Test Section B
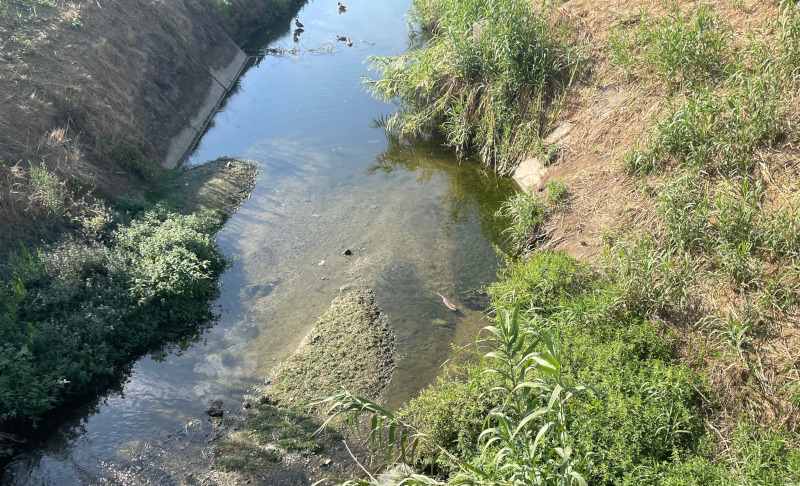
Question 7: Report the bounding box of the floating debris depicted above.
[360,40,375,46]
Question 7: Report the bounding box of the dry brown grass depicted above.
[0,0,244,237]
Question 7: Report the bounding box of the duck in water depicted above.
[336,35,347,41]
[294,18,304,28]
[337,2,346,12]
[346,37,353,47]
[437,293,458,311]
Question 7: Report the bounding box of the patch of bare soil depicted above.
[173,157,259,219]
[199,286,396,486]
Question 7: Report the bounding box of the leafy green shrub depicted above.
[0,200,226,428]
[491,250,592,315]
[397,362,502,473]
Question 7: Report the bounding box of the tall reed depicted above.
[365,0,581,174]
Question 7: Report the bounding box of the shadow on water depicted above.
[369,129,518,248]
[361,128,518,407]
[0,311,215,471]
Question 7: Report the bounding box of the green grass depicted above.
[608,5,730,88]
[316,251,720,485]
[365,0,581,173]
[546,178,568,209]
[372,250,800,485]
[496,191,547,254]
[623,75,782,177]
[358,6,800,482]
[598,6,800,483]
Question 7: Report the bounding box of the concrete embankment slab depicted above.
[163,47,248,169]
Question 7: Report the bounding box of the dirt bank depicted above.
[0,0,299,234]
[201,286,396,486]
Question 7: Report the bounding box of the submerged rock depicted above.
[205,400,224,418]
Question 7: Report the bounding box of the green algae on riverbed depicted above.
[266,286,396,405]
[172,157,259,219]
[210,286,395,484]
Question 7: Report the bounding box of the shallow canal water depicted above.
[3,0,518,483]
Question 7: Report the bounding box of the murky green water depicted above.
[3,0,517,483]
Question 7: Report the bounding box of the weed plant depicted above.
[608,5,730,88]
[0,191,227,442]
[598,4,800,481]
[365,0,581,174]
[546,178,568,210]
[365,4,800,485]
[497,191,547,254]
[315,302,595,485]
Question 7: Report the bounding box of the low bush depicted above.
[0,200,226,430]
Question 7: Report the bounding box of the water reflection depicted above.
[369,129,516,248]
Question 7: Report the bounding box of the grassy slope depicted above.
[339,0,800,484]
[0,0,300,235]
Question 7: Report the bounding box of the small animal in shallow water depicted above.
[346,38,353,47]
[294,18,304,28]
[437,293,457,311]
[337,2,346,12]
[336,35,347,41]
[360,40,375,46]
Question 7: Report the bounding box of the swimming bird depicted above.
[346,37,353,47]
[437,293,457,311]
[294,18,304,28]
[336,35,347,41]
[337,2,346,12]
